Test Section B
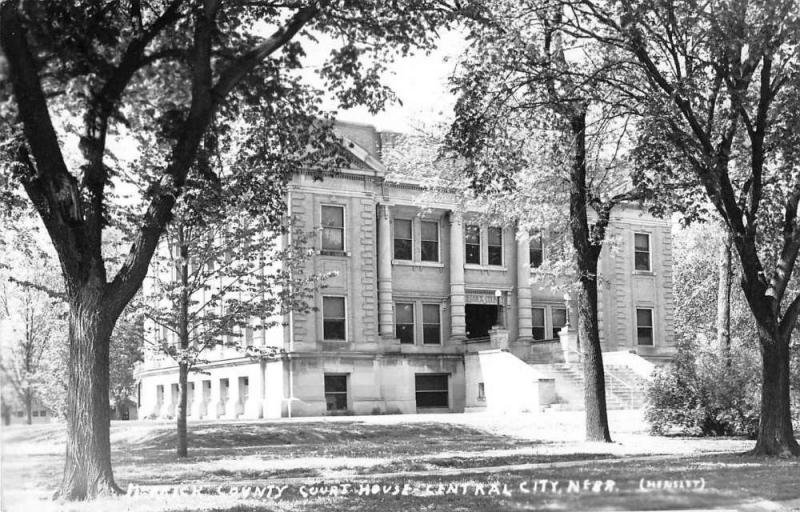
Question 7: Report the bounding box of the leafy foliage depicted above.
[139,222,326,368]
[672,222,758,345]
[649,222,800,437]
[646,339,762,437]
[0,215,66,421]
[109,309,144,416]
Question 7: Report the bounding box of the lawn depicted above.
[2,410,799,511]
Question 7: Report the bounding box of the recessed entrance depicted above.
[465,304,498,339]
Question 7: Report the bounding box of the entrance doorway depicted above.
[465,304,498,339]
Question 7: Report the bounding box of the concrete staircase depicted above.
[530,361,650,410]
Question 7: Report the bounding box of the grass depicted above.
[2,410,799,511]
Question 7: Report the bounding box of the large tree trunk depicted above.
[578,264,612,442]
[752,330,799,456]
[568,109,612,443]
[59,293,121,499]
[716,231,733,357]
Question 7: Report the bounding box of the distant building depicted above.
[135,122,675,419]
[2,399,53,426]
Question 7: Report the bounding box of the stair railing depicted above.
[605,371,636,409]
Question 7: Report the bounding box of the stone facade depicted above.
[135,121,675,419]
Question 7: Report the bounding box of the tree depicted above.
[139,209,325,457]
[0,218,66,424]
[672,222,758,350]
[0,0,455,498]
[108,309,144,420]
[0,275,64,424]
[717,231,734,357]
[444,0,644,442]
[567,0,800,455]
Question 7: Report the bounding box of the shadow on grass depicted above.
[153,453,800,512]
[116,421,543,454]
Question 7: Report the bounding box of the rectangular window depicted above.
[322,296,346,340]
[415,374,449,408]
[478,382,486,401]
[422,304,441,344]
[420,221,439,262]
[321,205,345,252]
[324,374,348,411]
[634,233,651,271]
[488,227,503,265]
[32,410,39,417]
[532,307,546,340]
[394,219,413,260]
[40,410,47,417]
[530,234,543,268]
[552,307,568,335]
[637,308,654,345]
[465,224,481,264]
[396,302,414,344]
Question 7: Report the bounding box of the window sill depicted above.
[633,270,656,276]
[319,250,350,257]
[392,260,445,268]
[464,264,508,272]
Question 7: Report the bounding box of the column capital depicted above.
[448,210,463,225]
[378,203,392,219]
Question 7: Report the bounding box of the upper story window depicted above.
[420,221,439,262]
[322,296,346,341]
[488,227,503,266]
[465,224,481,264]
[321,205,345,252]
[392,217,440,263]
[636,308,654,345]
[530,234,543,268]
[634,233,651,271]
[422,304,441,344]
[396,302,414,344]
[394,219,413,260]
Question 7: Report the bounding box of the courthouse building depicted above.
[135,122,675,419]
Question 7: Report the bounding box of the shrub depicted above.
[645,339,761,437]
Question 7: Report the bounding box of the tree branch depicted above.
[0,3,87,287]
[211,0,324,100]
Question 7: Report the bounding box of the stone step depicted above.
[536,362,649,411]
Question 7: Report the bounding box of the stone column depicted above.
[449,211,467,340]
[516,231,533,342]
[209,378,222,419]
[191,380,207,419]
[377,204,394,339]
